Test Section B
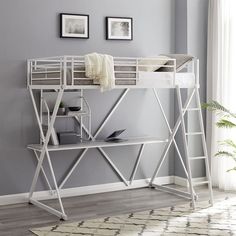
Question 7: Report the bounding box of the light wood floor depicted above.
[0,186,234,236]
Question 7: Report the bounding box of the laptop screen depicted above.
[106,129,126,140]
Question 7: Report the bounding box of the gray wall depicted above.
[174,0,209,178]
[0,0,209,196]
[0,0,176,195]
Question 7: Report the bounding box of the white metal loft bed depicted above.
[27,55,213,220]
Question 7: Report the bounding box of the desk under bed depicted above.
[27,55,213,220]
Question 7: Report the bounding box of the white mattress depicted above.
[136,72,195,88]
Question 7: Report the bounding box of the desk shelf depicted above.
[56,112,89,118]
[43,111,89,117]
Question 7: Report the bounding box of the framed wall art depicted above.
[60,13,89,39]
[106,17,133,40]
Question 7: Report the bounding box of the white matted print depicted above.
[106,17,133,40]
[60,13,89,38]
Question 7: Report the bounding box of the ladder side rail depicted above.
[195,87,214,205]
[176,86,196,209]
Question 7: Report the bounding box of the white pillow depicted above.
[138,56,170,72]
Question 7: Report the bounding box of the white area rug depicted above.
[31,197,236,236]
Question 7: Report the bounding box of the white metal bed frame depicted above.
[27,55,213,220]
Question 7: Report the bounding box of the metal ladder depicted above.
[176,85,213,208]
[149,84,213,209]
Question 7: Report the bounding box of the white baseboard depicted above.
[0,176,173,206]
[174,176,207,187]
[0,175,206,206]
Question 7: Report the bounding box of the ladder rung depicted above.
[186,132,203,136]
[193,181,209,186]
[189,156,206,161]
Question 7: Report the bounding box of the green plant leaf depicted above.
[202,101,229,112]
[215,151,236,164]
[203,100,236,173]
[202,100,236,118]
[215,151,234,158]
[216,119,236,128]
[227,167,236,172]
[220,139,236,149]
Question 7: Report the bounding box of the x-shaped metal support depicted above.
[28,88,151,220]
[58,89,130,189]
[28,88,67,219]
[28,86,201,219]
[149,87,197,205]
[152,88,197,188]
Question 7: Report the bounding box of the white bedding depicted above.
[137,72,195,88]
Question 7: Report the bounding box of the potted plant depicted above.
[58,101,66,115]
[203,101,236,172]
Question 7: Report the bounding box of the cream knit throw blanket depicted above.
[85,53,115,92]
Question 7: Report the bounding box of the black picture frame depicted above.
[106,17,133,41]
[60,13,89,39]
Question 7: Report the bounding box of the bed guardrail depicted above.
[27,56,180,88]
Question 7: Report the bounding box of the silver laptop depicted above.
[105,129,127,142]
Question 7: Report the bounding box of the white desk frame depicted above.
[27,57,213,220]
